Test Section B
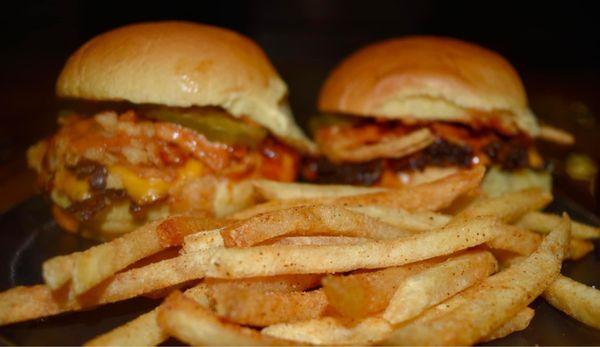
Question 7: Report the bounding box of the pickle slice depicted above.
[308,113,355,135]
[146,108,267,147]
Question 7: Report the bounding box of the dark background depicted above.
[0,0,599,210]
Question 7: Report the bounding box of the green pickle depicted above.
[308,113,355,135]
[146,108,267,147]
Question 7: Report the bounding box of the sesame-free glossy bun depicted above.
[57,21,315,152]
[318,36,539,135]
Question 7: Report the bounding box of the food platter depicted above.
[0,195,598,346]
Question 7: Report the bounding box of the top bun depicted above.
[318,36,539,135]
[57,21,315,152]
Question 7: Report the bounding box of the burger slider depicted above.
[27,21,314,239]
[303,36,573,194]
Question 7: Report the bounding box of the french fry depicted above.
[538,124,575,145]
[486,225,542,256]
[221,205,413,248]
[204,274,322,294]
[206,216,500,279]
[157,291,290,346]
[253,180,386,200]
[481,307,535,342]
[568,239,595,260]
[182,229,225,253]
[42,255,75,290]
[85,309,166,346]
[232,166,485,219]
[381,214,569,345]
[517,211,600,239]
[85,284,211,346]
[208,287,328,327]
[0,250,215,325]
[544,275,600,329]
[382,250,497,324]
[487,228,592,260]
[43,214,221,294]
[348,206,450,232]
[262,316,392,345]
[85,274,321,346]
[322,261,437,318]
[272,236,369,246]
[455,188,552,223]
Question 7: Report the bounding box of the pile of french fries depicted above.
[1,166,599,345]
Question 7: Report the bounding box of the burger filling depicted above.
[302,114,545,187]
[28,107,299,236]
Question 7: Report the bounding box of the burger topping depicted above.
[29,109,299,224]
[145,107,268,148]
[304,116,541,187]
[318,126,435,163]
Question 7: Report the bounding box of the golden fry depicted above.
[322,261,436,318]
[206,216,500,279]
[383,250,497,324]
[518,211,600,239]
[43,214,220,294]
[482,307,535,342]
[221,205,412,248]
[157,291,290,346]
[253,180,386,200]
[544,275,600,330]
[382,214,569,345]
[232,166,485,219]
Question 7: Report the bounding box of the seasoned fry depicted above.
[322,261,437,318]
[272,236,369,246]
[481,307,535,342]
[544,275,600,329]
[568,239,595,260]
[348,206,450,232]
[253,180,386,200]
[383,250,497,324]
[517,211,600,239]
[0,251,215,325]
[85,284,211,346]
[486,228,592,260]
[538,124,575,145]
[85,309,166,346]
[568,238,595,260]
[382,214,569,345]
[456,188,552,223]
[204,275,322,294]
[323,127,435,163]
[206,216,500,279]
[43,214,220,294]
[157,291,290,346]
[209,287,328,327]
[232,166,485,219]
[221,205,412,248]
[486,225,542,256]
[42,255,75,290]
[262,317,392,345]
[85,274,321,346]
[182,229,225,253]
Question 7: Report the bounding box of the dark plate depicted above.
[0,196,599,345]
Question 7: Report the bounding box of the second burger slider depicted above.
[304,36,572,194]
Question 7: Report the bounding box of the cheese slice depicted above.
[109,160,206,204]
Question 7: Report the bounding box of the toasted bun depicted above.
[57,21,315,152]
[318,36,539,135]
